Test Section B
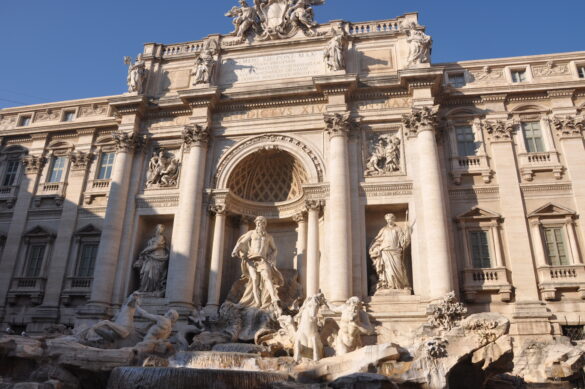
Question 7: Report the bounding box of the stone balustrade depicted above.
[162,41,205,58]
[7,277,47,305]
[537,264,585,301]
[462,267,512,302]
[450,155,491,184]
[518,151,563,181]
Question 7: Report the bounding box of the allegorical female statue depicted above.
[324,32,346,71]
[369,213,412,294]
[231,216,284,312]
[134,224,169,296]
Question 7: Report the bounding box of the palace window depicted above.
[543,226,569,266]
[18,115,31,127]
[521,121,545,153]
[511,69,527,83]
[24,244,46,277]
[455,125,477,156]
[62,111,76,122]
[75,243,98,277]
[469,230,492,268]
[578,65,585,79]
[97,152,115,180]
[448,72,466,88]
[48,156,67,183]
[2,160,20,186]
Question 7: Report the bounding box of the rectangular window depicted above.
[511,69,527,83]
[578,66,585,79]
[448,73,466,88]
[62,111,76,122]
[544,227,569,266]
[455,125,477,156]
[76,243,98,277]
[24,244,45,277]
[48,156,67,183]
[97,152,115,180]
[522,122,545,153]
[2,160,20,186]
[18,116,31,127]
[470,230,492,268]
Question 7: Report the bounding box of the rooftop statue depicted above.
[124,54,147,94]
[324,30,347,72]
[232,216,284,313]
[402,22,432,67]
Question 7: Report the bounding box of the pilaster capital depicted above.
[68,150,93,171]
[21,154,47,175]
[305,199,324,212]
[209,204,227,216]
[112,131,148,153]
[402,105,439,137]
[552,116,584,139]
[482,119,516,142]
[293,211,307,224]
[182,124,210,148]
[324,112,353,139]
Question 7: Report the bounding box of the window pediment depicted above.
[528,203,576,219]
[75,224,101,237]
[457,207,501,222]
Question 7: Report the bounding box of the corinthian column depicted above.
[305,200,322,297]
[205,204,227,311]
[403,106,453,299]
[89,130,146,310]
[166,125,209,310]
[324,112,352,302]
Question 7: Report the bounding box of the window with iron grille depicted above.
[455,125,477,156]
[24,244,46,277]
[2,160,20,186]
[562,325,585,341]
[543,226,569,266]
[470,230,492,268]
[521,121,545,153]
[97,152,115,180]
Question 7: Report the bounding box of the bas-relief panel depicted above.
[219,50,326,85]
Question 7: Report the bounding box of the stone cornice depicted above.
[108,95,148,116]
[314,74,359,96]
[178,87,220,109]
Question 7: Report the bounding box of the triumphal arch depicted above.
[2,2,585,386]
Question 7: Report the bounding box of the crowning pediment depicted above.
[457,207,501,221]
[24,226,54,238]
[75,224,101,236]
[528,203,576,218]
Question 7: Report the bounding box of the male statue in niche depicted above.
[369,213,413,294]
[232,216,284,312]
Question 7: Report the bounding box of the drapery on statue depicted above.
[327,296,375,355]
[324,30,346,71]
[226,0,259,42]
[402,22,432,67]
[232,216,284,312]
[134,224,169,296]
[364,135,401,176]
[369,213,412,293]
[124,54,147,94]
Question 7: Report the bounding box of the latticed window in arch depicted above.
[227,150,308,203]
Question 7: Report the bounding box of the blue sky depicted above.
[0,0,584,109]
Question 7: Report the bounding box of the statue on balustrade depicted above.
[364,134,401,176]
[369,213,412,294]
[124,54,147,94]
[231,216,284,312]
[146,150,179,188]
[324,30,346,72]
[402,22,432,67]
[134,224,169,297]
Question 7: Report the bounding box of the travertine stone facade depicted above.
[0,11,584,341]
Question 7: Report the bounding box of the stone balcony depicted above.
[537,264,585,301]
[60,277,93,306]
[518,151,563,181]
[7,277,46,305]
[83,179,111,205]
[0,185,19,208]
[450,155,492,184]
[461,267,513,303]
[34,182,67,207]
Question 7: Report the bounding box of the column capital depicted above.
[68,150,93,171]
[293,211,307,224]
[552,116,584,139]
[482,119,516,142]
[324,112,353,139]
[112,131,148,153]
[182,124,210,148]
[21,154,46,175]
[402,105,439,137]
[305,199,324,211]
[209,204,227,215]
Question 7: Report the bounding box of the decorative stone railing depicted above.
[0,185,19,208]
[461,267,512,302]
[83,179,111,205]
[537,264,585,301]
[518,151,563,181]
[450,155,491,184]
[161,41,205,58]
[60,277,93,305]
[39,181,67,197]
[348,19,401,35]
[7,277,46,305]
